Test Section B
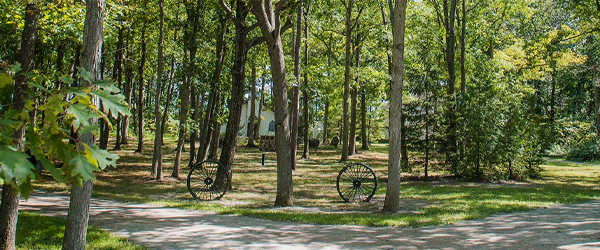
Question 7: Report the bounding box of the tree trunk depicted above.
[460,0,466,95]
[349,88,357,155]
[197,15,227,162]
[63,1,105,248]
[161,56,176,145]
[113,27,124,150]
[218,3,250,189]
[173,0,202,177]
[251,0,294,206]
[208,121,222,159]
[120,31,134,146]
[443,0,458,173]
[341,1,353,162]
[152,0,165,180]
[254,72,266,139]
[135,22,147,153]
[0,4,39,250]
[301,7,310,160]
[290,5,303,169]
[400,109,408,167]
[323,98,329,144]
[360,89,369,150]
[189,90,199,164]
[247,65,257,147]
[594,70,599,134]
[382,0,406,213]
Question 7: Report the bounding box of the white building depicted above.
[220,100,276,137]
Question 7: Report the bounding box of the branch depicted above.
[248,20,293,48]
[219,0,242,27]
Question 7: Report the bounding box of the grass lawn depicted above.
[16,211,144,250]
[33,138,600,227]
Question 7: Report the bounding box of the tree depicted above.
[290,4,302,169]
[151,0,165,180]
[251,0,295,206]
[134,21,147,154]
[382,0,407,213]
[63,0,106,248]
[0,3,39,250]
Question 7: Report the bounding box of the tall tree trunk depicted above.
[208,120,222,159]
[173,0,202,177]
[460,0,466,95]
[135,22,148,153]
[218,2,251,189]
[594,69,599,134]
[254,72,266,138]
[247,65,257,147]
[360,89,369,150]
[301,6,310,160]
[161,56,176,145]
[113,27,124,150]
[71,44,81,83]
[251,0,294,206]
[121,33,134,145]
[0,4,39,250]
[63,1,105,249]
[443,0,458,173]
[152,0,165,180]
[189,90,198,164]
[290,5,302,169]
[341,1,353,162]
[382,0,406,213]
[197,15,227,162]
[323,98,329,144]
[349,88,357,155]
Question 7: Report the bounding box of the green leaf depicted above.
[92,89,131,118]
[60,75,74,85]
[92,79,120,93]
[69,153,98,180]
[76,67,93,83]
[0,145,36,192]
[67,103,100,128]
[79,124,100,136]
[9,63,21,74]
[0,73,12,87]
[26,82,50,93]
[66,87,91,97]
[86,145,119,170]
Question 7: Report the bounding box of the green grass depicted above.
[33,139,600,227]
[16,212,144,250]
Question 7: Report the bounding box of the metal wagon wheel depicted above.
[187,160,230,200]
[336,163,378,202]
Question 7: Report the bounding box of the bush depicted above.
[566,138,600,162]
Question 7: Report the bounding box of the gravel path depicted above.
[20,191,600,250]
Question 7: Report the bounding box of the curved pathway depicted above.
[20,192,600,249]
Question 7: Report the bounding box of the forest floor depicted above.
[20,191,600,249]
[32,138,600,227]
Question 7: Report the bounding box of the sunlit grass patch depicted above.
[16,212,144,250]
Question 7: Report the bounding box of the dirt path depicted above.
[21,191,600,250]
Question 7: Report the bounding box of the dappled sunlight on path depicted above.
[21,191,600,249]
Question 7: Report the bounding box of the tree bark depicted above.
[161,56,176,145]
[113,27,124,150]
[152,0,165,180]
[208,119,222,159]
[360,89,369,150]
[349,88,357,155]
[0,4,39,250]
[197,15,227,162]
[63,1,105,248]
[121,33,134,145]
[173,0,202,177]
[443,0,458,173]
[219,1,251,189]
[254,72,266,139]
[251,0,294,206]
[135,22,147,153]
[382,0,406,213]
[460,0,466,95]
[247,65,257,147]
[290,5,302,169]
[301,6,310,160]
[323,98,329,144]
[341,1,353,162]
[189,90,198,164]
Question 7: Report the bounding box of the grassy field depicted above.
[16,212,144,250]
[33,138,600,227]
